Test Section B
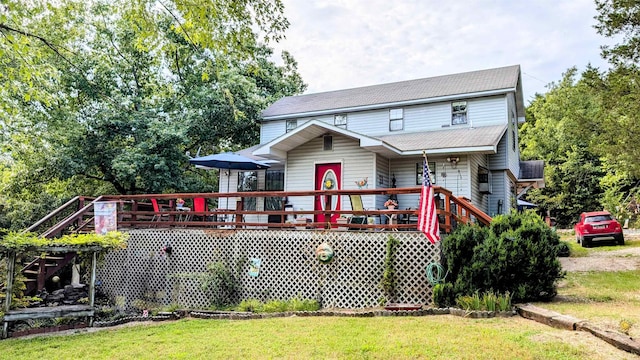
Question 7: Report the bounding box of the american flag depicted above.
[417,158,440,243]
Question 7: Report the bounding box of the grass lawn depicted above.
[536,234,640,339]
[0,316,624,359]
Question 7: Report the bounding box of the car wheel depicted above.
[581,236,591,248]
[576,234,580,244]
[616,234,625,246]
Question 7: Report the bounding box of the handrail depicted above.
[41,196,104,239]
[24,196,82,233]
[28,187,492,235]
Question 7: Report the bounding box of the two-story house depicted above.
[222,65,534,223]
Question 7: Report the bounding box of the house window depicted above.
[451,101,467,125]
[286,119,297,133]
[389,108,403,131]
[264,169,285,211]
[323,135,333,150]
[334,114,347,129]
[416,162,436,185]
[237,171,258,210]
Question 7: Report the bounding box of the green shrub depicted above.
[237,299,263,312]
[440,211,564,304]
[262,300,289,313]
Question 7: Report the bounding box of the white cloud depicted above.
[272,0,612,104]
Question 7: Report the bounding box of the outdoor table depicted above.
[176,207,191,222]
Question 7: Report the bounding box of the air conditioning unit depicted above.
[479,182,492,194]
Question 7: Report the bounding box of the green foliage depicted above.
[0,231,128,252]
[0,0,306,230]
[455,291,512,312]
[200,261,239,308]
[380,235,400,301]
[236,297,320,313]
[440,212,565,305]
[237,299,264,312]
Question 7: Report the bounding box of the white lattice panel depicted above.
[97,229,440,309]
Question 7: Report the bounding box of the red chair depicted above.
[151,199,168,222]
[193,197,208,221]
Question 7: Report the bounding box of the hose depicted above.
[426,262,447,285]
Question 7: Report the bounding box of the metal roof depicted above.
[261,65,523,119]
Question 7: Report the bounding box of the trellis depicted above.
[97,229,441,309]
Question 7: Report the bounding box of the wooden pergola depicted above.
[1,245,101,339]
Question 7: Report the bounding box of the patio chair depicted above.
[348,194,368,227]
[193,197,208,221]
[151,199,168,222]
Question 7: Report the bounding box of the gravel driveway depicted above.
[559,241,640,272]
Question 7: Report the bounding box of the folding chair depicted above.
[348,195,368,227]
[151,199,168,222]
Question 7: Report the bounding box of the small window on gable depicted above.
[286,119,297,133]
[323,135,333,150]
[389,108,403,131]
[452,101,467,125]
[334,114,347,129]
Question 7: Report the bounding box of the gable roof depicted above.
[262,65,523,120]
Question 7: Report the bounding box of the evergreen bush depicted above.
[439,211,564,306]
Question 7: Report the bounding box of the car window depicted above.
[585,215,612,223]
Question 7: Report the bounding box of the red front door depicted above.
[315,163,341,224]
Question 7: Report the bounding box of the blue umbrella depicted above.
[188,152,271,170]
[189,152,271,209]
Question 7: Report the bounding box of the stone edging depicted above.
[517,304,640,356]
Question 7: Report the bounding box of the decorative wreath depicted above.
[324,179,334,189]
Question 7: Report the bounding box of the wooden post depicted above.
[37,255,46,292]
[3,251,16,338]
[235,198,244,227]
[88,251,97,327]
[324,195,332,229]
[444,193,452,233]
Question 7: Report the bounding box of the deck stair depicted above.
[21,253,77,296]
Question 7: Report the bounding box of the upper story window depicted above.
[389,108,404,131]
[334,114,347,129]
[323,135,333,150]
[451,101,467,125]
[286,119,297,133]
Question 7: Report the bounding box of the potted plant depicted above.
[176,198,185,208]
[384,199,398,210]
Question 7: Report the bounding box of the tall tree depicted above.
[520,68,605,226]
[0,0,305,229]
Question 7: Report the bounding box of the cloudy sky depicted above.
[272,0,613,105]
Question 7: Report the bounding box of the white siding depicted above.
[488,134,508,170]
[469,153,489,214]
[487,171,508,216]
[468,96,507,127]
[388,156,470,209]
[259,95,511,141]
[506,93,521,178]
[260,120,286,144]
[286,134,375,212]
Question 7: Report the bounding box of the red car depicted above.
[574,211,624,247]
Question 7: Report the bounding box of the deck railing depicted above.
[27,187,492,238]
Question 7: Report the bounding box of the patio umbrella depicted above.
[189,152,271,208]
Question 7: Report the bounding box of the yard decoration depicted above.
[315,243,334,263]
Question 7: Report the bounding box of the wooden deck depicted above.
[25,187,492,238]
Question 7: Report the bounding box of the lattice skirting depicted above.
[97,229,441,309]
